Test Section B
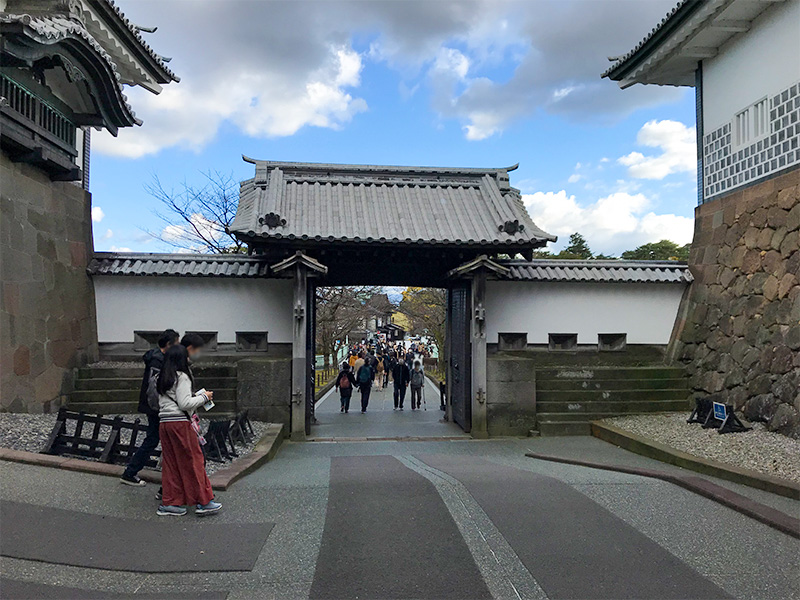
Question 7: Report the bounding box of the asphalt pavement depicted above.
[1,431,798,599]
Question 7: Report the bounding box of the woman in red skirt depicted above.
[156,344,221,517]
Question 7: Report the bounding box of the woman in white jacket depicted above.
[155,344,221,516]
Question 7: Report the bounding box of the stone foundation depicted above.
[0,154,98,413]
[674,169,800,437]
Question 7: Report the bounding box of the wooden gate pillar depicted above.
[271,252,328,441]
[471,269,488,438]
[448,255,510,438]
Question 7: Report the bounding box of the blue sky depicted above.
[90,0,697,257]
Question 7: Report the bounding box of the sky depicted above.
[90,0,698,257]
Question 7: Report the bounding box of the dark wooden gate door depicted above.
[448,282,472,432]
[305,279,316,435]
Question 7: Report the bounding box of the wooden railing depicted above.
[1,74,77,149]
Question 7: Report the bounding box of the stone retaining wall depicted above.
[0,155,98,413]
[674,170,800,437]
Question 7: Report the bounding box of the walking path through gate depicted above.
[310,376,467,440]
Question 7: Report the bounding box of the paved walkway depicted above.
[311,376,467,439]
[1,436,798,599]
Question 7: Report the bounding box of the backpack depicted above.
[411,369,424,387]
[146,367,161,412]
[376,358,384,372]
[358,366,372,384]
[338,373,351,389]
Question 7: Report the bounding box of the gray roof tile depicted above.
[499,259,693,284]
[88,253,269,278]
[231,159,556,248]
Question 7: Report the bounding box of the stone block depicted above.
[787,203,800,232]
[767,207,788,229]
[13,345,30,376]
[779,231,799,257]
[766,403,800,438]
[741,249,762,273]
[776,186,798,210]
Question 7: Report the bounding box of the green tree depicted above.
[557,232,593,259]
[621,240,690,261]
[398,287,446,356]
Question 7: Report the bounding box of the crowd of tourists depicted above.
[119,329,222,518]
[334,339,430,413]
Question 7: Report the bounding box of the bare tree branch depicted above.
[143,171,245,254]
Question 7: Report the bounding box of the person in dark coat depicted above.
[335,362,357,413]
[392,358,411,410]
[120,329,179,486]
[356,360,375,413]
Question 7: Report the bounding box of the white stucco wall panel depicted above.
[485,281,685,345]
[94,277,293,343]
[703,0,800,131]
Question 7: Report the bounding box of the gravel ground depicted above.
[602,412,800,484]
[0,412,269,475]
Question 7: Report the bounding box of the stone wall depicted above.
[237,358,292,426]
[0,154,98,413]
[674,169,800,437]
[486,355,537,436]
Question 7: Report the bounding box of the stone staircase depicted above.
[535,366,690,436]
[69,363,238,416]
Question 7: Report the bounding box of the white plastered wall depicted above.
[485,281,686,345]
[93,276,293,343]
[703,0,800,131]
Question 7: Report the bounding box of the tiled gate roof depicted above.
[230,158,556,250]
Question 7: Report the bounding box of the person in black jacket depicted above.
[392,358,411,410]
[120,329,179,486]
[335,362,357,413]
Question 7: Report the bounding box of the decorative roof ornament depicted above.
[259,212,286,228]
[499,220,525,234]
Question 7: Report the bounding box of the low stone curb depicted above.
[0,423,285,491]
[525,451,800,539]
[591,421,800,500]
[208,423,284,490]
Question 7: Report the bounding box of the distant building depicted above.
[604,0,800,436]
[0,0,177,411]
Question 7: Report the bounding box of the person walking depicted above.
[335,362,356,413]
[353,351,365,377]
[410,360,425,410]
[356,360,374,413]
[120,329,179,487]
[375,353,385,391]
[392,357,410,410]
[156,345,221,517]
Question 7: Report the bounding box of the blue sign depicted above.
[713,402,727,421]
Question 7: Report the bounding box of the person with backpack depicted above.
[356,360,374,413]
[156,344,221,517]
[120,329,179,487]
[335,362,356,413]
[410,360,425,410]
[391,357,411,410]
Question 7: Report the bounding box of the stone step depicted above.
[65,401,238,416]
[536,399,689,414]
[535,367,685,381]
[74,377,238,391]
[537,421,592,436]
[536,410,683,423]
[536,389,690,403]
[78,365,237,379]
[70,388,236,404]
[536,377,688,392]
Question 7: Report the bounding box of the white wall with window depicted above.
[484,281,686,346]
[93,276,294,344]
[701,0,800,200]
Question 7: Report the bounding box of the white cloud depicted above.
[90,0,685,156]
[91,206,105,222]
[110,245,132,252]
[523,189,693,254]
[618,119,696,179]
[95,45,367,158]
[103,229,113,240]
[160,213,224,251]
[567,173,582,183]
